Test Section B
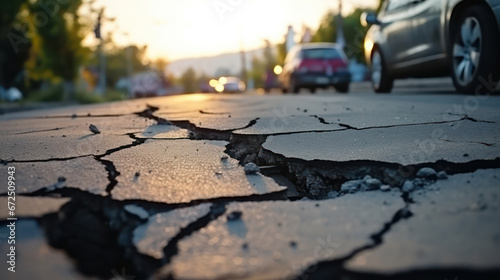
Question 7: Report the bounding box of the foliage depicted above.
[312,8,370,63]
[179,67,197,93]
[276,40,287,65]
[105,45,148,88]
[249,56,265,89]
[27,0,89,82]
[75,89,126,104]
[25,83,64,102]
[0,0,30,87]
[0,0,28,38]
[26,83,126,103]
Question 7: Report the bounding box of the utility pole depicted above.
[124,32,134,98]
[336,0,345,48]
[240,41,247,84]
[95,8,106,95]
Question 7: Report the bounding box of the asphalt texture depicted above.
[1,79,499,280]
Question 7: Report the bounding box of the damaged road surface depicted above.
[0,93,499,280]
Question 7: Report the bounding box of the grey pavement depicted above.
[0,84,499,280]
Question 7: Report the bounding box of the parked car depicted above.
[279,43,351,93]
[362,0,500,93]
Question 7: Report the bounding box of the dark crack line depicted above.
[199,110,231,115]
[162,203,227,266]
[449,114,499,124]
[10,127,68,135]
[95,133,147,195]
[97,158,121,194]
[6,155,92,164]
[4,133,146,165]
[122,190,288,212]
[16,114,132,120]
[312,115,333,125]
[294,205,413,280]
[136,106,173,125]
[336,118,470,131]
[311,114,492,132]
[132,136,190,141]
[440,138,495,147]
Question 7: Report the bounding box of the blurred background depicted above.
[0,0,382,107]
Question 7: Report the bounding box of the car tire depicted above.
[450,5,500,93]
[309,87,317,94]
[335,84,350,93]
[371,49,393,93]
[282,88,288,94]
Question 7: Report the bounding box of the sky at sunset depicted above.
[86,0,377,61]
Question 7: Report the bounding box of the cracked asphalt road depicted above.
[0,91,499,280]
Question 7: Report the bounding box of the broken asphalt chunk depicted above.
[402,180,416,193]
[416,167,438,180]
[160,192,404,280]
[132,204,212,260]
[262,121,500,165]
[346,169,500,274]
[244,162,260,175]
[89,124,101,134]
[0,157,109,196]
[104,140,285,204]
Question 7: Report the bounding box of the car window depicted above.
[302,48,341,60]
[386,0,411,13]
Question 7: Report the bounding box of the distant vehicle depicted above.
[0,86,22,102]
[278,43,351,93]
[362,0,500,93]
[131,71,171,98]
[211,77,246,93]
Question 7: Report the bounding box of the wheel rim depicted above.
[371,51,382,89]
[453,17,482,86]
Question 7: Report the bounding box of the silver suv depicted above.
[362,0,500,93]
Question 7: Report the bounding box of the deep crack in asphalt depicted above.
[8,104,500,280]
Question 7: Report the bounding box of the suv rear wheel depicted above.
[451,5,500,93]
[371,49,394,93]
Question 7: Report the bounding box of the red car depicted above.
[279,43,351,93]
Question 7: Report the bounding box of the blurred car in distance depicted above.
[278,43,351,93]
[362,0,500,93]
[0,86,22,102]
[130,71,171,98]
[210,77,246,93]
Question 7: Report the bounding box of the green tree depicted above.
[312,12,337,43]
[179,67,197,93]
[249,56,264,89]
[105,45,148,88]
[312,8,370,63]
[343,8,370,63]
[276,39,287,65]
[0,0,30,88]
[28,0,89,99]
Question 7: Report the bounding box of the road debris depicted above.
[244,162,260,175]
[89,124,101,134]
